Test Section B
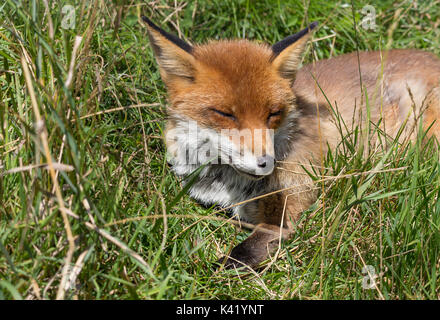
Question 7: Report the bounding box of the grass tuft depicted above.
[0,0,439,299]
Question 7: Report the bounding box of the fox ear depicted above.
[142,16,196,82]
[271,22,318,80]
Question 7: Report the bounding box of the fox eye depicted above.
[209,108,236,121]
[268,110,282,119]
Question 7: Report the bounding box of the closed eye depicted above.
[209,108,236,121]
[268,110,282,119]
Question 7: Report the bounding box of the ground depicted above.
[0,0,440,299]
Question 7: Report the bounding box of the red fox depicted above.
[142,16,440,269]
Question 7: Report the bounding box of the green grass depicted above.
[1,0,440,299]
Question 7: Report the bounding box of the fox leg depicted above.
[219,191,310,269]
[219,222,290,269]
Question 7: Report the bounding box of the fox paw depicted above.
[215,255,255,270]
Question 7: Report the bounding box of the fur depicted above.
[143,17,440,269]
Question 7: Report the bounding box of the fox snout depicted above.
[165,120,276,178]
[257,154,274,169]
[224,128,276,178]
[232,153,275,179]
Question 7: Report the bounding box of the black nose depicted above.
[257,155,274,168]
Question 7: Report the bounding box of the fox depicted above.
[141,16,440,269]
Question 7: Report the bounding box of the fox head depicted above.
[142,16,317,179]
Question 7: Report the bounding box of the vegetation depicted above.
[1,0,439,299]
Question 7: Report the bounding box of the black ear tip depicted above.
[141,15,194,54]
[271,21,318,56]
[141,16,161,32]
[309,21,319,30]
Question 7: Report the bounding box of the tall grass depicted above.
[0,0,439,299]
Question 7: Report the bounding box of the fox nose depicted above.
[257,154,274,168]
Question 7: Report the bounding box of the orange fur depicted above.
[143,17,440,269]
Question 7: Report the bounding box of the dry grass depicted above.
[0,0,440,299]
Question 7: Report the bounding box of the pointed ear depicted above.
[271,22,318,80]
[142,16,196,82]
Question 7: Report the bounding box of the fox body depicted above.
[143,17,440,268]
